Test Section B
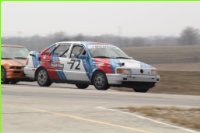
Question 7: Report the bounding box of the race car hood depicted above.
[2,59,26,67]
[92,58,154,74]
[117,59,152,69]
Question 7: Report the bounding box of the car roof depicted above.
[2,44,25,48]
[55,41,113,46]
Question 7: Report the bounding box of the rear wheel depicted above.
[75,84,89,89]
[1,67,8,84]
[36,68,52,87]
[92,71,109,90]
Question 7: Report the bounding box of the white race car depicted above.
[24,41,160,92]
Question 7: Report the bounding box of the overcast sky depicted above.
[2,2,200,37]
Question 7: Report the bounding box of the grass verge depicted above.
[122,45,200,64]
[151,71,200,95]
[119,106,200,131]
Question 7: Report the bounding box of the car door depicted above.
[47,43,70,81]
[64,44,90,82]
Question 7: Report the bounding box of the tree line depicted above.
[2,27,200,51]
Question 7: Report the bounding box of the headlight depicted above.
[116,68,132,75]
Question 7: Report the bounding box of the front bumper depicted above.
[106,73,160,85]
[6,69,26,79]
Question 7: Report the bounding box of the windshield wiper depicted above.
[115,57,131,59]
[93,56,111,58]
[15,57,27,59]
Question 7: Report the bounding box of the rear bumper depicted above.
[106,73,160,85]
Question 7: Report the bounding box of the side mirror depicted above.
[30,51,36,57]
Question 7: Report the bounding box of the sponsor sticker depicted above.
[51,63,64,69]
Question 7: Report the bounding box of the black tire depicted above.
[133,82,155,93]
[36,68,52,87]
[92,71,109,90]
[133,87,150,93]
[1,67,8,84]
[10,80,19,84]
[75,84,89,89]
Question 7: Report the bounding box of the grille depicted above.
[10,66,23,69]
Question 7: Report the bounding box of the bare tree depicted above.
[2,27,200,50]
[179,27,200,45]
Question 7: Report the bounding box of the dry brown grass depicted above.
[154,63,200,71]
[122,45,200,64]
[120,106,200,130]
[150,71,200,95]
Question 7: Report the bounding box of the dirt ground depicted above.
[119,106,200,131]
[151,71,200,95]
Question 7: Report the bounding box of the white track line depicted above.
[96,106,200,133]
[7,104,155,133]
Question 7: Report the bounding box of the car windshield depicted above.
[88,44,131,59]
[2,47,29,59]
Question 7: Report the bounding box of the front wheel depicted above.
[133,87,150,93]
[1,67,8,84]
[92,71,109,90]
[75,84,89,89]
[36,68,52,87]
[132,82,155,93]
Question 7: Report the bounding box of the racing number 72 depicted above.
[68,59,80,70]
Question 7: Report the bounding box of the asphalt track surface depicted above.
[2,82,200,133]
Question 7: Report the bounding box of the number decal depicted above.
[69,59,75,69]
[68,59,80,70]
[75,60,80,70]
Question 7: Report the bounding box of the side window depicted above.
[70,45,86,58]
[52,44,70,57]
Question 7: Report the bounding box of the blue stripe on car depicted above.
[56,70,62,80]
[81,42,97,80]
[56,70,63,80]
[109,59,121,73]
[32,52,40,68]
[60,71,67,80]
[56,70,66,80]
